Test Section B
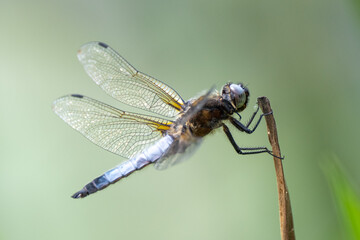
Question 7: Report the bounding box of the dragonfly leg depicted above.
[222,124,282,158]
[229,110,272,134]
[245,105,260,128]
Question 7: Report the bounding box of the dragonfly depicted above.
[52,42,277,199]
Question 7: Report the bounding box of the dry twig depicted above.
[257,96,295,240]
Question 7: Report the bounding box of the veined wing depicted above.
[77,42,185,118]
[52,94,173,159]
[154,138,203,170]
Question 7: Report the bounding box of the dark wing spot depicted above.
[98,42,108,48]
[71,94,83,98]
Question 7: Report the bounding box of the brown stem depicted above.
[257,96,295,240]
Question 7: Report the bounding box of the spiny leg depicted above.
[222,123,282,158]
[229,110,272,134]
[245,104,260,128]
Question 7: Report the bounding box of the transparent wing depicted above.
[154,138,203,170]
[77,42,185,118]
[52,94,173,159]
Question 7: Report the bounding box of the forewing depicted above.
[52,94,173,159]
[77,42,185,117]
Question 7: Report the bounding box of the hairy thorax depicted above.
[168,95,229,139]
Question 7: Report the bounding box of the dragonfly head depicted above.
[221,83,249,113]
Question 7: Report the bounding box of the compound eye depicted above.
[230,84,244,95]
[229,84,247,110]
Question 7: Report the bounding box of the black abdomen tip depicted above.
[71,94,83,98]
[98,42,108,48]
[71,189,89,199]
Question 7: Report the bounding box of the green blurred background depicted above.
[1,0,360,239]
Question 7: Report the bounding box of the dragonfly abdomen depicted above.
[71,135,174,199]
